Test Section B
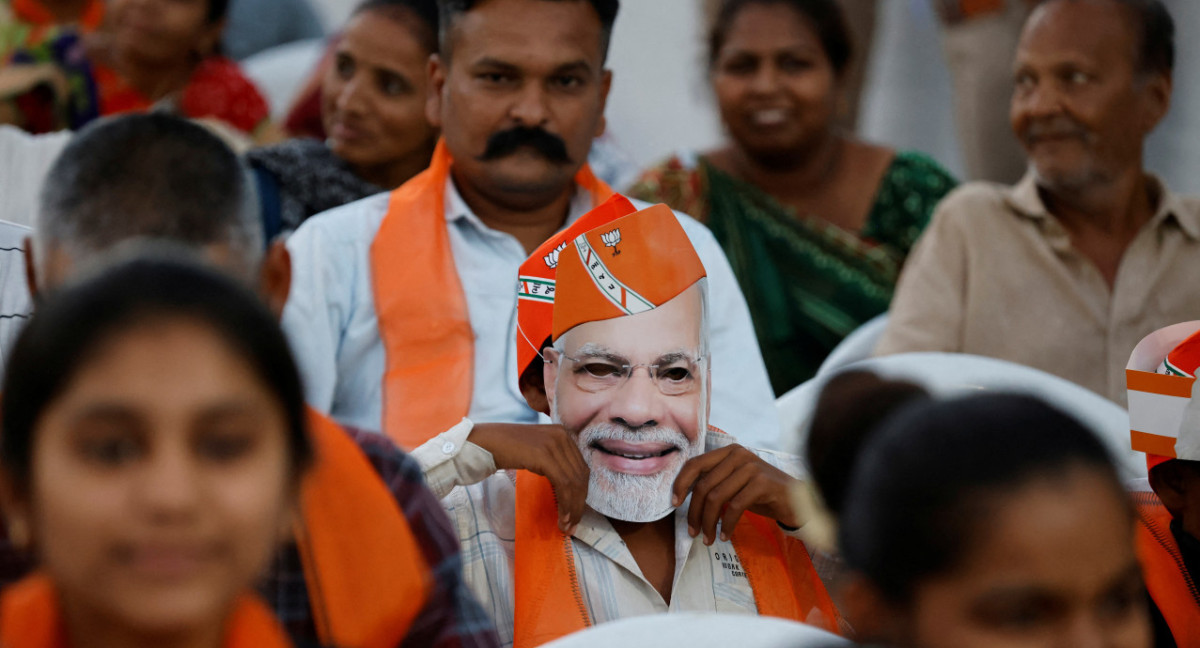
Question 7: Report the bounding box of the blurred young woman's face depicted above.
[108,0,222,65]
[901,467,1149,648]
[17,317,294,638]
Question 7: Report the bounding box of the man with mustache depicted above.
[410,200,839,647]
[876,0,1200,405]
[280,0,779,450]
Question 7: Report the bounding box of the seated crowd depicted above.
[0,0,1197,647]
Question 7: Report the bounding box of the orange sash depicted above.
[1134,491,1200,647]
[295,409,434,648]
[511,471,841,647]
[369,139,613,448]
[0,573,292,648]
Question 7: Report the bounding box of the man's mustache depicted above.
[478,126,572,164]
[1022,117,1092,144]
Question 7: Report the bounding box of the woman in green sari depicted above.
[629,0,956,395]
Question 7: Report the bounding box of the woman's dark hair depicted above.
[208,0,231,24]
[805,371,930,516]
[0,254,312,490]
[838,393,1125,604]
[708,0,852,76]
[355,0,440,53]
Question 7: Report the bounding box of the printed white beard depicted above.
[577,423,705,523]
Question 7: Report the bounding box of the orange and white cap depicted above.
[551,203,707,341]
[516,194,639,379]
[1127,321,1200,471]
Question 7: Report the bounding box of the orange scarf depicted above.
[1134,490,1200,647]
[296,409,434,648]
[369,140,614,448]
[0,573,291,648]
[511,471,841,647]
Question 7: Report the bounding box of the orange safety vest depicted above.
[0,573,293,648]
[511,471,841,647]
[369,139,614,449]
[1134,490,1200,647]
[296,409,434,648]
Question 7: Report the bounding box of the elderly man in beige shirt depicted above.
[876,0,1200,405]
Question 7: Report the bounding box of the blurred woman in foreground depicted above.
[0,257,311,646]
[838,393,1149,648]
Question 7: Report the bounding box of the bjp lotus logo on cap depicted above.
[601,228,622,256]
[544,242,568,269]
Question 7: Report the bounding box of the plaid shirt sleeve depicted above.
[259,426,501,648]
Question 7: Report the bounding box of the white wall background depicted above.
[604,0,725,170]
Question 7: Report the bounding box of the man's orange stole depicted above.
[511,472,841,647]
[1134,490,1200,647]
[370,140,614,448]
[0,573,293,648]
[295,410,434,648]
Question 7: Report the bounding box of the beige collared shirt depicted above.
[876,172,1200,405]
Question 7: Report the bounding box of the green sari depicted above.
[629,151,956,394]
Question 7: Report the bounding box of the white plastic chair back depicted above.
[817,313,889,377]
[541,613,850,648]
[776,352,1142,480]
[241,38,327,120]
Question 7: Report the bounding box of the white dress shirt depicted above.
[412,420,810,648]
[282,177,781,449]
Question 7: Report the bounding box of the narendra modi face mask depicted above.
[516,200,711,522]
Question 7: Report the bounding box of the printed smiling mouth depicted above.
[591,441,679,460]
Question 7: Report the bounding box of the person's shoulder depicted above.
[1168,190,1200,215]
[292,191,392,245]
[929,180,1014,220]
[889,151,960,189]
[185,56,270,132]
[246,137,326,166]
[0,125,71,157]
[342,425,426,488]
[635,152,699,178]
[627,196,718,246]
[195,55,259,84]
[626,152,705,212]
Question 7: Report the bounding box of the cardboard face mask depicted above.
[525,202,710,522]
[1127,321,1200,468]
[549,283,710,522]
